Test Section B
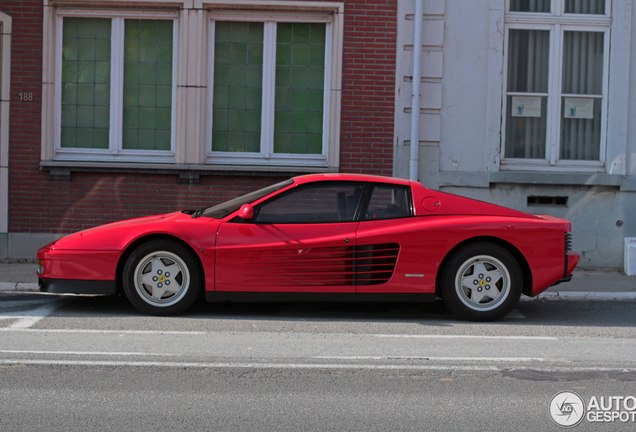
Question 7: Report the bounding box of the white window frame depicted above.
[53,9,179,163]
[206,12,333,167]
[501,0,611,172]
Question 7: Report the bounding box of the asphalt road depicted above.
[1,293,635,431]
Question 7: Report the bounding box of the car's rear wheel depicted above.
[122,240,202,315]
[440,242,522,321]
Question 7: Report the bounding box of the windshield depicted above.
[199,179,294,219]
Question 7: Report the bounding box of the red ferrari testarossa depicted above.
[38,173,579,321]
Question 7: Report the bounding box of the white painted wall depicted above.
[393,0,444,188]
[438,0,492,174]
[628,0,636,179]
[394,0,636,269]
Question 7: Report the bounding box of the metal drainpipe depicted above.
[409,0,424,181]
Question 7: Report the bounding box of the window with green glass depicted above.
[61,17,111,149]
[210,20,327,157]
[212,21,264,153]
[59,16,175,156]
[274,23,325,155]
[123,19,174,151]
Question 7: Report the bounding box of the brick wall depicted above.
[5,0,47,232]
[5,0,397,233]
[340,0,397,176]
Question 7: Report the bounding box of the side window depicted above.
[363,185,411,220]
[254,183,363,224]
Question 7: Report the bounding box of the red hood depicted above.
[49,211,191,251]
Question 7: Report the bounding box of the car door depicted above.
[355,184,424,293]
[215,182,364,293]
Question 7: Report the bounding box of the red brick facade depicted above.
[340,0,397,175]
[3,0,397,233]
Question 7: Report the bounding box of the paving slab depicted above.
[0,263,38,284]
[545,270,636,292]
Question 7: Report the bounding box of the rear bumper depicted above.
[39,278,117,295]
[565,253,580,278]
[550,253,580,287]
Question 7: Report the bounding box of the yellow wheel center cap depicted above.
[479,279,486,287]
[159,275,166,282]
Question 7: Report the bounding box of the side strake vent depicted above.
[355,243,400,285]
[565,233,573,253]
[245,243,400,286]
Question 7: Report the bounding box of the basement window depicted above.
[527,196,568,206]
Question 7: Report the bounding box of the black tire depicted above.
[122,239,202,316]
[439,242,522,321]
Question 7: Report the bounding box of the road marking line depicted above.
[0,328,562,340]
[0,350,163,356]
[1,359,635,373]
[0,328,559,339]
[3,298,70,330]
[374,335,559,340]
[0,328,208,334]
[0,352,545,362]
[313,356,548,362]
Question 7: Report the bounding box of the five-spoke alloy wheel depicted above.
[123,240,202,315]
[440,242,522,321]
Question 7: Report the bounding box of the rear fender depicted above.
[435,236,533,297]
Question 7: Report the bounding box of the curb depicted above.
[522,291,636,301]
[0,282,39,292]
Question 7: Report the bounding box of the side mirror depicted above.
[237,204,254,220]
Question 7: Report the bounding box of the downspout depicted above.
[409,0,424,181]
[0,14,12,239]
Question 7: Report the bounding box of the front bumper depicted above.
[39,278,117,295]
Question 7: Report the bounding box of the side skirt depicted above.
[205,292,436,303]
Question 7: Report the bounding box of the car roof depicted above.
[292,173,412,186]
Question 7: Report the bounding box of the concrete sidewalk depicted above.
[0,262,634,300]
[0,262,40,292]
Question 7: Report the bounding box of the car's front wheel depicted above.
[122,240,202,315]
[440,242,522,321]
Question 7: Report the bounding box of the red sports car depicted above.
[37,173,579,321]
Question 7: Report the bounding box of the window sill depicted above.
[489,171,623,187]
[39,160,338,184]
[438,171,626,189]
